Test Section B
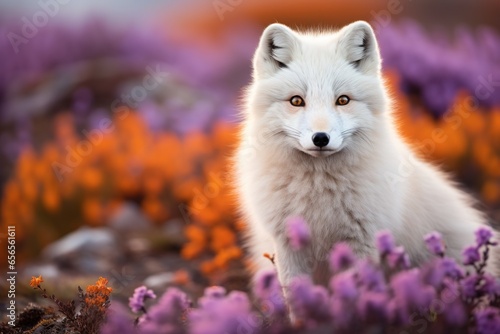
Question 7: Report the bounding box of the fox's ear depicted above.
[253,23,298,79]
[337,21,381,75]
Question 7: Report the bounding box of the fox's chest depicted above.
[261,168,375,244]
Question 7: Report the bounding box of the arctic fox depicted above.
[234,21,498,287]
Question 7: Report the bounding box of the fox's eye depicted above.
[290,95,305,107]
[336,95,350,106]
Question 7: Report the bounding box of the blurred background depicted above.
[1,0,500,310]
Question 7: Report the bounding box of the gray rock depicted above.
[23,264,60,281]
[109,202,152,231]
[143,272,175,289]
[42,227,119,273]
[162,219,185,244]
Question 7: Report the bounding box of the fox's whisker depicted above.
[283,126,301,135]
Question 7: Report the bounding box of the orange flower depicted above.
[29,275,43,288]
[115,172,140,195]
[490,108,500,148]
[482,182,500,204]
[200,260,217,275]
[95,277,112,291]
[82,198,102,226]
[157,134,183,179]
[184,131,212,159]
[172,177,202,201]
[212,122,239,150]
[263,253,275,265]
[181,241,205,260]
[16,148,36,180]
[462,109,486,137]
[173,269,190,285]
[191,206,220,226]
[472,137,492,169]
[81,167,103,191]
[185,224,205,240]
[21,178,38,203]
[143,171,164,196]
[85,277,112,308]
[213,246,242,268]
[142,196,168,223]
[54,113,78,146]
[42,187,60,212]
[210,226,236,252]
[485,157,500,178]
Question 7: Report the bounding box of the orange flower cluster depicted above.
[389,72,500,205]
[0,111,243,273]
[29,275,44,288]
[85,277,112,309]
[178,122,244,274]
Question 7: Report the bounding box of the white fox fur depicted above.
[234,21,498,287]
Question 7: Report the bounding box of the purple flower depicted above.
[390,269,436,321]
[443,299,467,327]
[189,290,256,334]
[329,271,359,329]
[101,303,136,334]
[387,246,411,270]
[330,296,355,330]
[474,307,500,334]
[140,288,190,334]
[129,286,157,313]
[440,280,466,326]
[480,274,499,297]
[253,270,287,318]
[329,242,356,272]
[462,246,481,265]
[197,286,227,309]
[423,257,464,288]
[286,217,310,250]
[357,259,387,292]
[253,270,277,299]
[422,261,445,287]
[357,291,389,322]
[441,257,465,279]
[376,231,395,255]
[476,227,496,247]
[424,231,445,256]
[289,276,331,324]
[461,274,480,299]
[203,286,227,299]
[330,271,358,300]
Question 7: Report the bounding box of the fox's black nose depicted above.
[312,132,330,148]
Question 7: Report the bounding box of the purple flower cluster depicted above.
[129,286,157,313]
[329,242,355,272]
[286,217,311,250]
[424,231,446,256]
[377,20,500,115]
[0,17,254,168]
[376,230,410,269]
[139,287,190,334]
[102,226,500,333]
[3,17,500,171]
[189,288,256,334]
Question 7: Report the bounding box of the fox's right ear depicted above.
[253,23,298,79]
[337,21,381,75]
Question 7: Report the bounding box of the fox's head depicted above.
[246,21,388,158]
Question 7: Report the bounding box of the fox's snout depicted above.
[312,132,330,148]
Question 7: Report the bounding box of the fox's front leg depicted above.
[274,240,313,295]
[273,240,314,323]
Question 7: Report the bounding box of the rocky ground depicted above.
[0,202,250,327]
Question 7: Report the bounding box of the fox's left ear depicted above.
[337,21,381,75]
[253,23,299,79]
